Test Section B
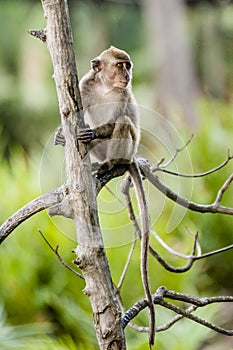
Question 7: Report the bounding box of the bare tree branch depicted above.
[153,149,233,178]
[148,238,197,273]
[95,156,233,215]
[122,286,233,335]
[151,228,201,259]
[214,173,233,205]
[0,187,64,244]
[122,304,198,333]
[158,298,233,336]
[121,174,201,273]
[38,229,84,280]
[28,29,47,42]
[137,156,233,215]
[156,305,198,332]
[193,243,233,260]
[154,134,194,169]
[151,228,233,262]
[128,162,156,347]
[120,175,233,271]
[117,232,137,291]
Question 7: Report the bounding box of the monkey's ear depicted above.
[91,57,102,72]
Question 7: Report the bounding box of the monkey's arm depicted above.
[77,123,115,142]
[54,123,115,146]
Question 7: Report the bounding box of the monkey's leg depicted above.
[96,117,136,177]
[106,116,136,164]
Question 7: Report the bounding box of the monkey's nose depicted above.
[123,70,130,81]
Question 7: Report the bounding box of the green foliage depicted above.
[0,303,91,350]
[0,152,97,348]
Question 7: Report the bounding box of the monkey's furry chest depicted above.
[84,102,126,128]
[82,84,129,128]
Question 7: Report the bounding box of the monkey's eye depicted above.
[116,62,132,70]
[116,62,124,68]
[126,62,131,70]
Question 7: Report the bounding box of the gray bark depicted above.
[40,1,126,349]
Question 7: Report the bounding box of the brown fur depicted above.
[78,46,140,168]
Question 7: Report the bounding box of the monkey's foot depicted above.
[96,161,114,177]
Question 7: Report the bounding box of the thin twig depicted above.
[151,227,233,264]
[122,304,198,333]
[122,178,198,273]
[28,29,47,42]
[156,305,198,332]
[193,243,233,260]
[151,229,200,260]
[152,149,233,178]
[102,182,140,289]
[159,299,233,335]
[101,181,139,292]
[185,226,202,256]
[121,180,141,236]
[117,231,137,290]
[214,173,233,205]
[149,244,196,273]
[38,229,84,280]
[155,134,194,169]
[122,286,233,335]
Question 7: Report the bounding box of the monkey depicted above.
[55,46,155,347]
[55,46,139,174]
[78,45,140,175]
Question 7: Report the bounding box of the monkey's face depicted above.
[91,47,133,90]
[110,60,132,89]
[99,59,132,90]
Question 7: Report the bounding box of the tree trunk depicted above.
[40,1,126,349]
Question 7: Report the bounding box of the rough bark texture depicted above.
[40,1,125,349]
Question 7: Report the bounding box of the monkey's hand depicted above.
[54,126,66,146]
[77,128,94,143]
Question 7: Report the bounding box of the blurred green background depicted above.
[0,0,233,349]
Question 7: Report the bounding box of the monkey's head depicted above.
[91,46,133,90]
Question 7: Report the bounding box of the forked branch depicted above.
[152,149,232,178]
[120,166,233,274]
[122,286,233,336]
[137,156,233,215]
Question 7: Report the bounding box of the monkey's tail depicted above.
[129,161,155,348]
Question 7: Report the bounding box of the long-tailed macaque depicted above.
[55,46,140,174]
[55,46,155,347]
[78,46,140,173]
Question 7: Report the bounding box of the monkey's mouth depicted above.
[118,81,129,87]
